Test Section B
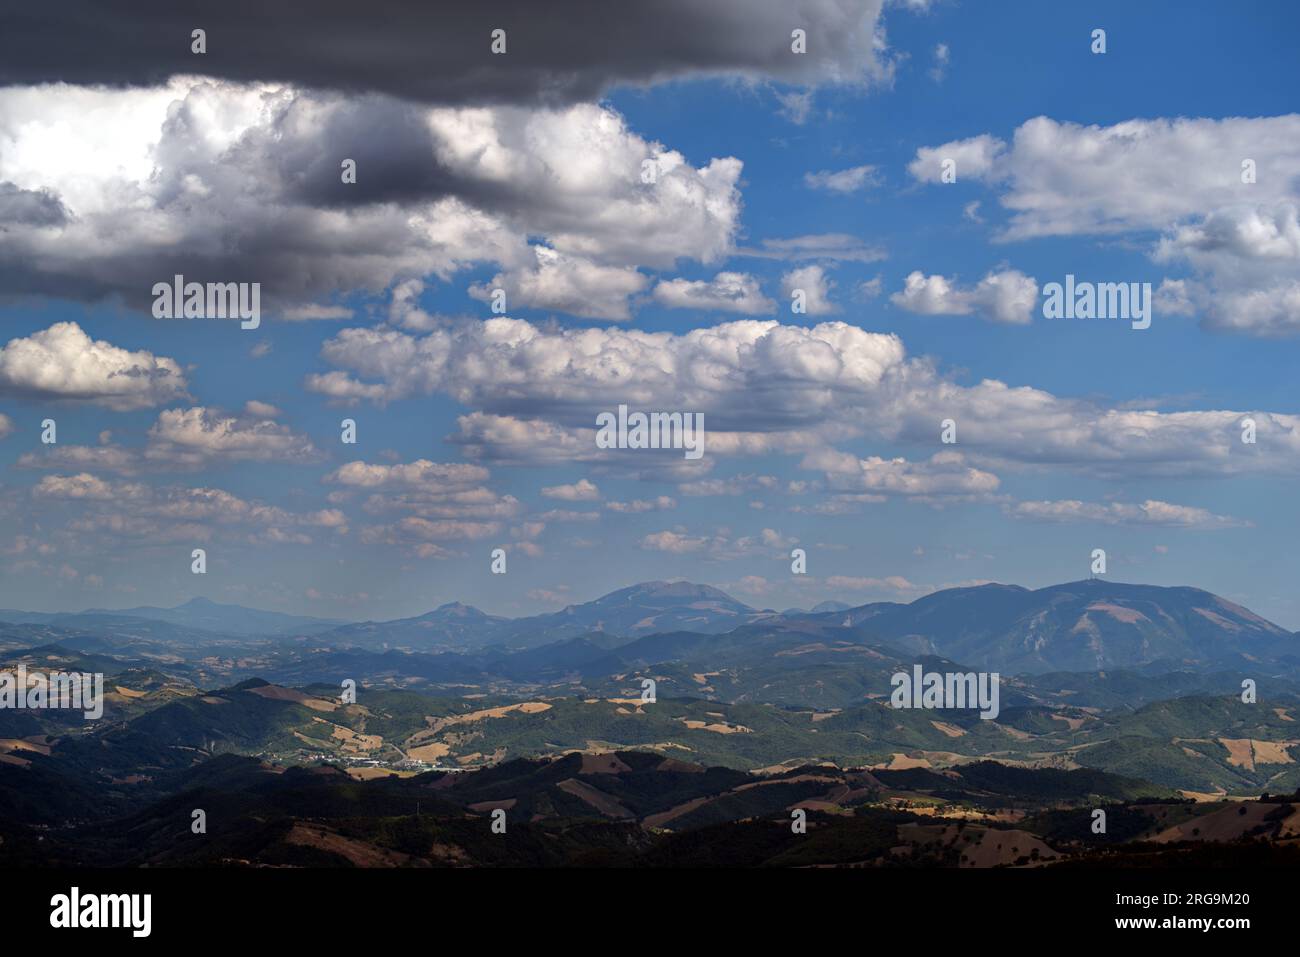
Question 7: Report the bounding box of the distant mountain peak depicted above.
[810,600,852,614]
[315,579,760,652]
[836,578,1294,673]
[607,580,749,605]
[427,601,492,619]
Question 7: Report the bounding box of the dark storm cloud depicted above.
[0,1,886,317]
[0,183,69,227]
[271,95,513,210]
[0,0,888,105]
[0,75,743,316]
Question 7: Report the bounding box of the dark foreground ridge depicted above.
[6,747,1300,869]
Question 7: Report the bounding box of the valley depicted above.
[2,578,1300,867]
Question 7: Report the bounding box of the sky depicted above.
[0,0,1298,626]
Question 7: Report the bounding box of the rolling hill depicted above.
[16,746,1300,870]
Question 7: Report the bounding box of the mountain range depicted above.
[0,596,344,637]
[5,575,1300,871]
[6,578,1291,676]
[315,581,766,652]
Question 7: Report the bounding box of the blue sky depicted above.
[1,0,1298,626]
